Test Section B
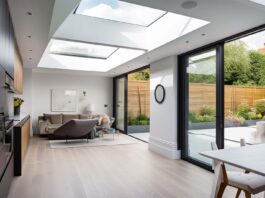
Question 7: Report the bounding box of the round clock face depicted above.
[154,84,165,104]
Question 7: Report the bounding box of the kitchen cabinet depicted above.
[14,43,23,94]
[0,0,14,79]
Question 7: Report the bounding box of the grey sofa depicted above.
[50,119,98,141]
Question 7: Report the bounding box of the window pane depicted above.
[50,39,117,59]
[76,0,166,27]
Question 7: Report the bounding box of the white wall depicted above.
[149,56,180,159]
[21,69,113,134]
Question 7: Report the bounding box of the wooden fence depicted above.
[189,83,265,114]
[128,80,150,118]
[127,82,265,118]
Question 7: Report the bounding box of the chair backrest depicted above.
[210,142,220,170]
[240,138,246,147]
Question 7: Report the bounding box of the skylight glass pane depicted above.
[76,0,166,27]
[50,39,118,59]
[250,0,265,6]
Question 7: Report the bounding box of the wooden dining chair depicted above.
[211,141,265,198]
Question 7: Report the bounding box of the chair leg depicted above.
[244,191,251,198]
[235,189,241,198]
[217,183,227,198]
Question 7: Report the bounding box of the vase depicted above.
[14,106,20,116]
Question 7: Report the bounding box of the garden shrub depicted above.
[199,106,215,117]
[197,115,215,122]
[246,112,257,120]
[189,111,197,122]
[236,103,251,119]
[255,99,265,115]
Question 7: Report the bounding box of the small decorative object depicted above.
[86,104,96,115]
[14,97,24,115]
[154,84,166,104]
[82,91,86,96]
[51,89,77,112]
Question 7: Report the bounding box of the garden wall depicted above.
[189,83,265,114]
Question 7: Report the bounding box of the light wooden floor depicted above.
[7,135,264,198]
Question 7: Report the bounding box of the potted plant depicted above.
[14,97,24,116]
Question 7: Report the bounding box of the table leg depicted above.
[263,192,265,198]
[211,163,223,198]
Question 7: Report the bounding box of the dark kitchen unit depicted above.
[0,0,17,197]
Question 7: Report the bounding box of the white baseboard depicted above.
[148,136,181,159]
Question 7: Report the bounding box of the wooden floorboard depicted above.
[7,135,264,198]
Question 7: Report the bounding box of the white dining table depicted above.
[200,144,265,198]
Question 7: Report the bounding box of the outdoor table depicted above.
[200,144,265,198]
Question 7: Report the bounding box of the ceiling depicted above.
[8,0,265,77]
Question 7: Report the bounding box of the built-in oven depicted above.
[0,114,14,180]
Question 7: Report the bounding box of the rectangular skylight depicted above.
[50,39,118,59]
[75,0,167,27]
[250,0,265,6]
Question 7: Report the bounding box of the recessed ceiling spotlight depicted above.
[201,33,206,36]
[181,1,198,9]
[29,50,32,52]
[27,12,32,15]
[185,41,190,44]
[27,36,31,38]
[29,58,32,60]
[147,57,150,60]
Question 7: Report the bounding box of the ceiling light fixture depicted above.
[201,33,206,36]
[186,41,190,43]
[27,12,32,15]
[29,49,33,51]
[181,1,198,9]
[29,58,32,60]
[27,36,31,38]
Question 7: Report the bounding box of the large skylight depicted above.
[250,0,265,6]
[75,0,167,27]
[39,39,146,72]
[50,39,118,59]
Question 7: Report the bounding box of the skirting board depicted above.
[148,136,181,159]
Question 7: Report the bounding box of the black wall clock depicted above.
[154,84,165,104]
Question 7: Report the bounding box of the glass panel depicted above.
[127,68,150,142]
[224,30,265,148]
[115,77,125,131]
[50,39,117,59]
[187,49,217,164]
[76,0,166,27]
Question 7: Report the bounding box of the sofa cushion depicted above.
[98,114,110,127]
[79,114,93,119]
[43,114,63,124]
[63,114,79,124]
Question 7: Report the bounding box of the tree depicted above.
[248,51,265,86]
[224,41,250,85]
[133,68,150,81]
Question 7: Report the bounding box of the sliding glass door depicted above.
[180,46,224,168]
[114,76,127,132]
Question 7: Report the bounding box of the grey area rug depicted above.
[49,137,137,149]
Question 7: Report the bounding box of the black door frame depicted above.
[179,45,224,170]
[113,75,128,134]
[178,24,265,170]
[113,65,150,135]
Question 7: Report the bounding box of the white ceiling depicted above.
[8,0,265,77]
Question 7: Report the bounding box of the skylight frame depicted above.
[49,39,119,60]
[74,0,168,27]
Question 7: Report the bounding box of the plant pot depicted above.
[14,106,20,116]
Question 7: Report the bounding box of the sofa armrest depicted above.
[39,120,48,134]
